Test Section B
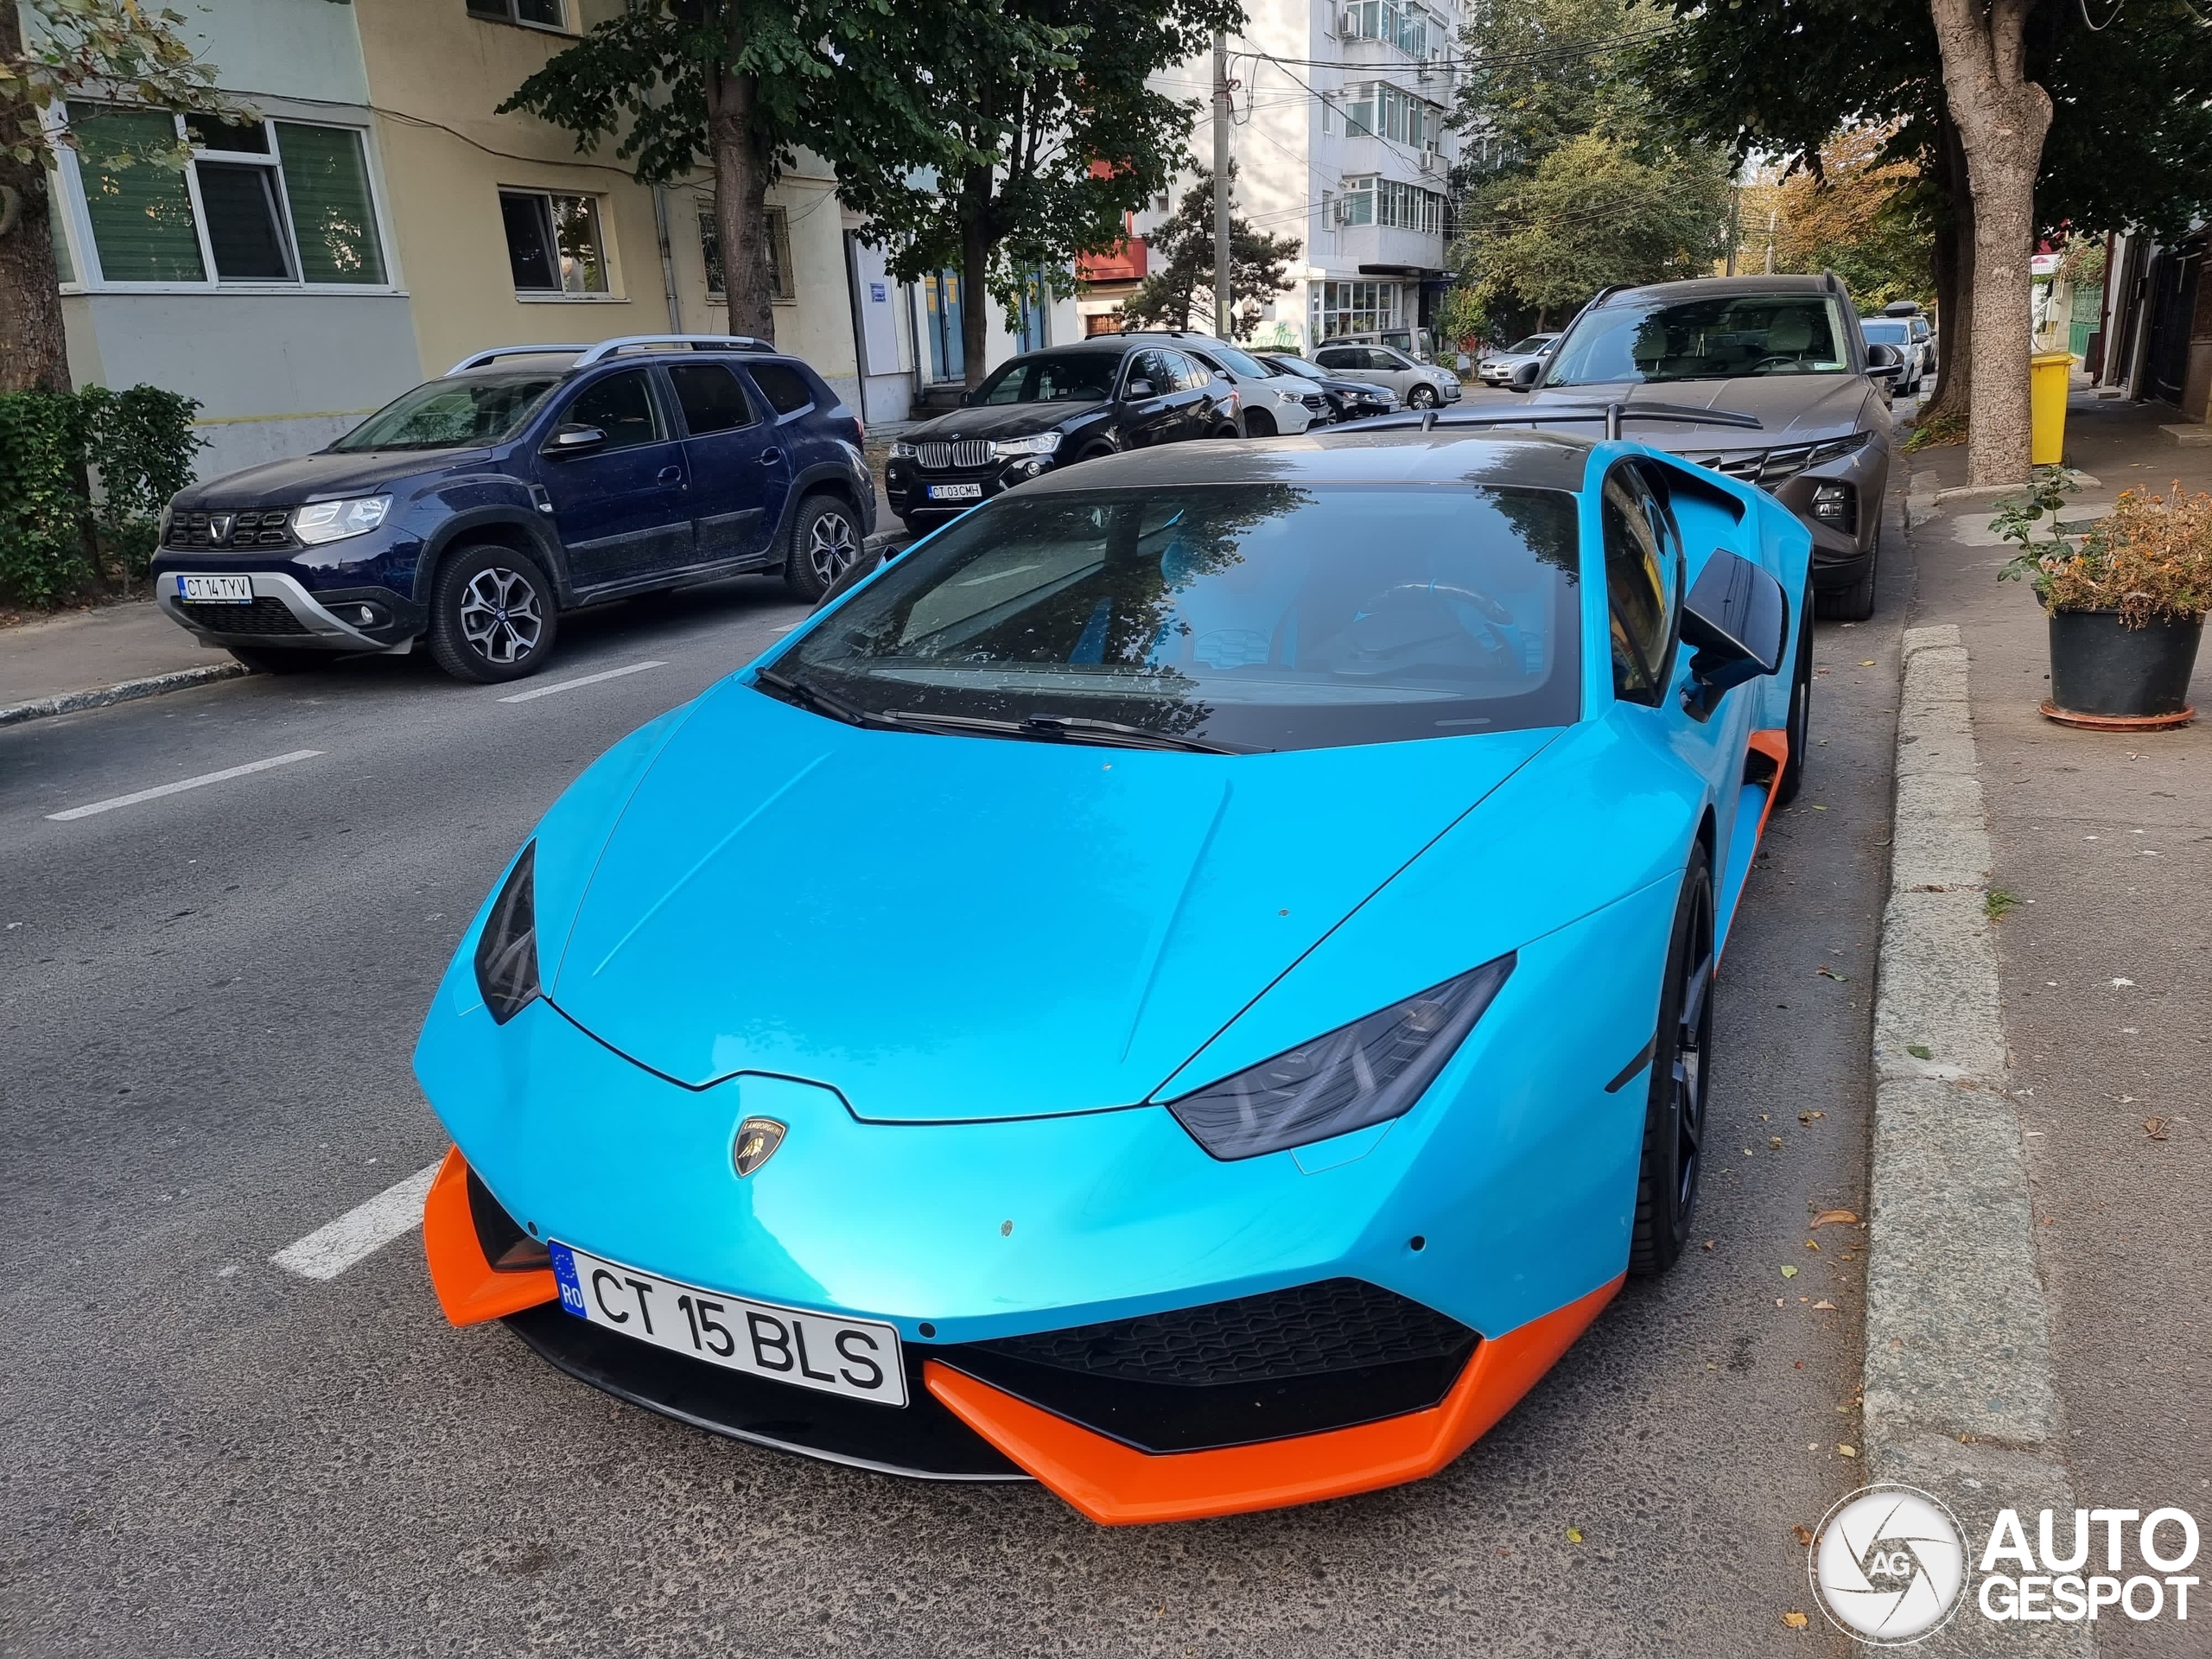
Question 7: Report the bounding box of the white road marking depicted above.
[270,1160,441,1281]
[46,749,324,821]
[497,660,666,703]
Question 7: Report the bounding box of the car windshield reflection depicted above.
[1546,294,1854,385]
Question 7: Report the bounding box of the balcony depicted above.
[1078,238,1148,283]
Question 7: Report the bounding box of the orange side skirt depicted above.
[1745,728,1790,848]
[925,1274,1624,1526]
[422,1147,559,1327]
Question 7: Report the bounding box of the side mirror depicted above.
[1509,359,1543,392]
[1866,343,1905,380]
[1679,549,1787,722]
[545,423,606,453]
[1125,378,1155,399]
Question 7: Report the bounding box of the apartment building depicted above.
[1083,0,1462,351]
[46,0,1069,477]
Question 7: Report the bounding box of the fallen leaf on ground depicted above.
[1770,1136,1784,1149]
[1859,659,1876,666]
[1811,804,1828,810]
[1565,1527,1583,1544]
[1838,1444,1858,1458]
[1816,965,1847,980]
[1783,1610,1810,1630]
[2145,1117,2170,1140]
[2112,977,2136,987]
[1906,1043,1933,1059]
[1702,1239,1716,1250]
[1780,1264,1799,1278]
[1805,1239,1821,1250]
[1810,1209,1857,1227]
[1814,1300,1838,1310]
[1793,1525,1815,1548]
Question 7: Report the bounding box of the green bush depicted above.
[0,385,201,607]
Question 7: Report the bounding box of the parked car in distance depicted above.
[1314,340,1464,409]
[1523,272,1904,620]
[1858,317,1923,397]
[1255,353,1399,421]
[1119,331,1329,436]
[1881,301,1937,379]
[885,340,1240,533]
[1476,334,1560,386]
[150,335,873,683]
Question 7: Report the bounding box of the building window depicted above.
[1335,175,1447,234]
[71,105,386,287]
[1343,83,1440,147]
[1311,279,1403,339]
[501,190,607,295]
[467,0,565,29]
[699,205,797,302]
[1340,0,1431,54]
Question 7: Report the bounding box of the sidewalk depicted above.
[1902,395,2212,1655]
[0,598,238,720]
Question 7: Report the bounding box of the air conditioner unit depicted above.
[1342,8,1359,34]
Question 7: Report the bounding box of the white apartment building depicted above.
[1084,0,1462,351]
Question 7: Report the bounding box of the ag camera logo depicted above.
[1811,1484,1970,1644]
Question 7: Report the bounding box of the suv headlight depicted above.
[291,494,391,544]
[991,432,1061,459]
[1166,954,1516,1160]
[890,441,918,459]
[474,843,540,1024]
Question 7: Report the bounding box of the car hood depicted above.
[173,447,486,507]
[903,403,1104,443]
[1527,375,1872,447]
[1319,378,1394,397]
[543,678,1559,1119]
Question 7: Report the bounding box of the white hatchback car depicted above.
[1147,335,1332,436]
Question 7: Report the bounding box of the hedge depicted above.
[0,385,202,607]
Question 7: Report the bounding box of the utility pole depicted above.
[1213,32,1232,339]
[1764,207,1777,276]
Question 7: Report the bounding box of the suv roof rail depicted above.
[575,334,774,365]
[448,344,592,374]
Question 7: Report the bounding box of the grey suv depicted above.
[1516,273,1904,619]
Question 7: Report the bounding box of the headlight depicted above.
[291,494,391,544]
[1166,954,1516,1160]
[474,842,540,1024]
[991,432,1061,458]
[1808,432,1871,465]
[890,441,918,459]
[1274,389,1300,405]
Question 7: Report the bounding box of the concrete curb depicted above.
[1864,621,2087,1654]
[0,661,249,729]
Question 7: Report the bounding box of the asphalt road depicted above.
[2,522,1907,1657]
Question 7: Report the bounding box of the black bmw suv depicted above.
[885,339,1240,532]
[151,335,874,683]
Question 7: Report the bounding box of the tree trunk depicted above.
[705,35,776,344]
[0,0,73,393]
[1929,0,2053,484]
[958,165,991,390]
[1923,110,1974,425]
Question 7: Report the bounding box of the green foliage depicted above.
[1119,163,1301,336]
[2000,475,2212,624]
[5,0,251,171]
[1456,0,1663,188]
[0,383,200,606]
[1433,285,1490,350]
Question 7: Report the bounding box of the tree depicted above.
[505,0,996,340]
[1760,126,1933,310]
[1119,162,1300,335]
[0,0,243,391]
[1456,132,1730,328]
[834,0,1239,385]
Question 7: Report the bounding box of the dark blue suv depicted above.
[151,335,874,683]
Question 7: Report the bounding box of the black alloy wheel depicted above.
[1408,385,1440,409]
[427,545,557,684]
[1629,844,1715,1277]
[785,493,861,602]
[1774,587,1814,806]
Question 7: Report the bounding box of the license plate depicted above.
[550,1242,906,1407]
[179,575,252,603]
[926,483,983,502]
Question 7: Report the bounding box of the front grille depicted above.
[1682,434,1866,488]
[175,596,308,635]
[915,439,993,470]
[981,1277,1473,1386]
[165,507,296,550]
[1300,393,1328,413]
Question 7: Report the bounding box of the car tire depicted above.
[226,645,321,675]
[1408,385,1439,409]
[1244,409,1277,437]
[1815,524,1878,622]
[1774,586,1814,806]
[426,544,559,684]
[784,492,863,603]
[1629,842,1715,1278]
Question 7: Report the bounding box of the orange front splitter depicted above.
[925,1274,1623,1525]
[422,1147,559,1326]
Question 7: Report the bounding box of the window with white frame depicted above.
[466,0,565,29]
[68,106,387,286]
[501,189,607,295]
[1340,0,1432,54]
[1336,175,1449,234]
[1343,82,1440,149]
[699,205,797,302]
[1311,280,1403,339]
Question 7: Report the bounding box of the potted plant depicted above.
[1995,467,2210,728]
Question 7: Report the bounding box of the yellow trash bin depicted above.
[2031,350,2074,466]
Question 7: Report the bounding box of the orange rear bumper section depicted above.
[925,1274,1624,1525]
[422,1147,559,1326]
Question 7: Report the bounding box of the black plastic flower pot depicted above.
[2045,608,2202,721]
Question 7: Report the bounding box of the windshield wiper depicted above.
[1016,715,1244,754]
[751,667,906,731]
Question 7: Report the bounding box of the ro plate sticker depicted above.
[550,1241,588,1315]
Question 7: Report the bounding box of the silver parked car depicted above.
[1476,334,1559,386]
[1313,340,1464,409]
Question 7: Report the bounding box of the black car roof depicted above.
[1019,428,1593,495]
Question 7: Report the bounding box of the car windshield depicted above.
[331,372,563,452]
[1859,320,1910,346]
[1506,337,1553,354]
[1204,345,1275,379]
[972,354,1118,404]
[770,483,1582,753]
[1265,356,1326,382]
[1545,293,1853,385]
